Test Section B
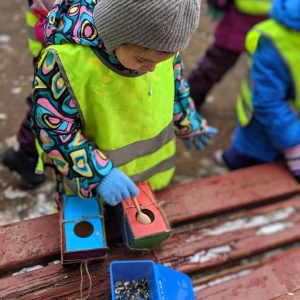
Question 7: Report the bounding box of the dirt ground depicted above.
[0,1,247,225]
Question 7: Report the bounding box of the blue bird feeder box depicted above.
[60,195,108,264]
[110,260,195,300]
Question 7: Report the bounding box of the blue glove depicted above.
[182,126,219,150]
[95,168,139,206]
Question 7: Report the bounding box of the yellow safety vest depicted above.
[234,0,271,15]
[42,44,176,191]
[237,19,300,127]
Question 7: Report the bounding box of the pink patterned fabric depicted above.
[29,0,56,46]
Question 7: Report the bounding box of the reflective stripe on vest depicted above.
[236,62,254,127]
[25,9,43,57]
[234,0,271,15]
[237,19,300,126]
[45,45,176,190]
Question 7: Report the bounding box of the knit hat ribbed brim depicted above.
[93,0,201,54]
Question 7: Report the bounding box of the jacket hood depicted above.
[270,0,300,31]
[45,0,140,74]
[45,0,102,48]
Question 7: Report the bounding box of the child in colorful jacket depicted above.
[188,0,271,106]
[31,0,218,206]
[217,0,300,183]
[1,0,55,187]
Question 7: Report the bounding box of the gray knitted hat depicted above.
[93,0,200,54]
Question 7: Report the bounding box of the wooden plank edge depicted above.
[156,162,300,223]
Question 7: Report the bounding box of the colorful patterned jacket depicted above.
[31,0,205,197]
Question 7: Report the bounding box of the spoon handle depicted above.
[131,196,142,214]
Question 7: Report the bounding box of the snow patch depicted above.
[3,186,28,199]
[256,222,294,235]
[189,245,231,264]
[12,265,43,276]
[203,207,296,235]
[193,269,252,292]
[0,35,10,42]
[11,87,22,94]
[0,113,7,120]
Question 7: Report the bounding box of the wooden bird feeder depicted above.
[60,195,108,264]
[114,182,172,252]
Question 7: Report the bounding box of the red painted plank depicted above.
[0,260,112,300]
[1,161,300,297]
[0,168,297,272]
[0,247,152,300]
[3,162,295,274]
[194,247,300,300]
[144,197,300,273]
[271,289,300,299]
[156,162,300,223]
[2,198,300,299]
[0,213,60,274]
[2,193,300,276]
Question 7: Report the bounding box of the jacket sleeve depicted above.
[251,36,300,149]
[173,53,206,138]
[31,50,113,198]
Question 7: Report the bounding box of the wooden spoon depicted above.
[131,196,152,225]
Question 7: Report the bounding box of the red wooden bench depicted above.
[1,161,300,299]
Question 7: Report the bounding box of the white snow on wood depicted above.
[256,222,294,235]
[164,244,232,268]
[11,260,61,276]
[189,245,231,264]
[203,207,295,236]
[12,265,43,276]
[185,235,198,243]
[193,269,253,292]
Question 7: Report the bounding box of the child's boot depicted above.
[1,146,45,188]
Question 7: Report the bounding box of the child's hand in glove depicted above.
[182,125,219,150]
[284,144,300,183]
[95,168,139,205]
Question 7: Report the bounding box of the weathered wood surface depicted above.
[156,162,300,223]
[2,196,300,299]
[194,247,300,300]
[1,162,299,274]
[272,289,300,299]
[0,213,60,274]
[1,162,300,299]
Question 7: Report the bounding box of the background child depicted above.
[216,0,300,183]
[187,0,271,106]
[31,0,218,206]
[1,0,55,188]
